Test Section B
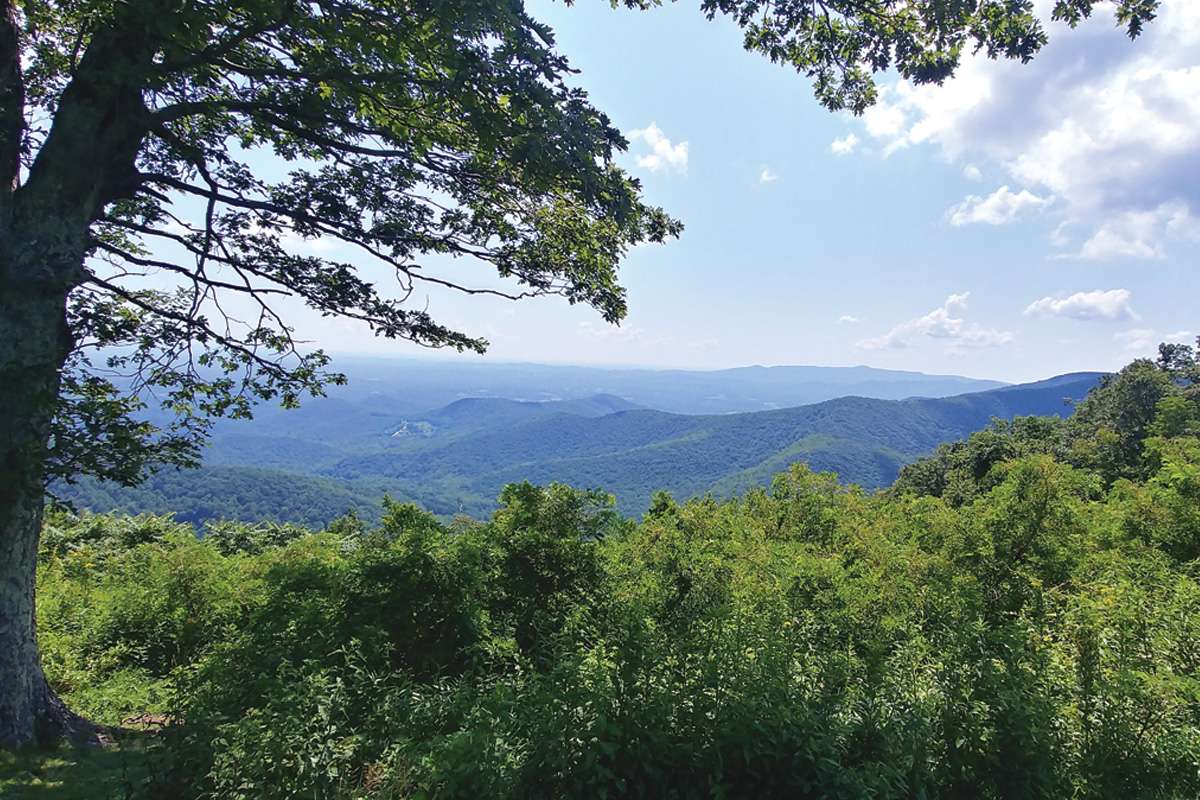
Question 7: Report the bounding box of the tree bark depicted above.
[0,258,124,749]
[0,270,75,749]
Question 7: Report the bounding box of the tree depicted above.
[892,415,1069,506]
[0,0,1157,749]
[1066,357,1183,485]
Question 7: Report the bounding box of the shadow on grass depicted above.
[0,739,169,800]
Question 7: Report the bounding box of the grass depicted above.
[0,739,166,800]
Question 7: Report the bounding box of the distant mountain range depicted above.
[282,356,1011,416]
[311,370,1102,515]
[58,361,1107,527]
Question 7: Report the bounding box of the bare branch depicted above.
[91,241,289,297]
[87,274,302,378]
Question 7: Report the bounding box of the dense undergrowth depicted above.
[35,352,1200,798]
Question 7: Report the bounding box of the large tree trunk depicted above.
[0,270,99,749]
[0,277,105,747]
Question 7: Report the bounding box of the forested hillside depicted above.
[55,468,395,529]
[55,372,1102,525]
[332,373,1100,514]
[25,350,1200,799]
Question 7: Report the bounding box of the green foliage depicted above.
[894,415,1071,506]
[37,462,1200,798]
[898,344,1200,505]
[1067,358,1182,484]
[1111,436,1200,562]
[36,510,250,725]
[33,347,1200,797]
[202,519,313,557]
[702,0,1157,114]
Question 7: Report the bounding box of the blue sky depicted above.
[302,0,1200,384]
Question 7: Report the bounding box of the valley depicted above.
[57,362,1104,526]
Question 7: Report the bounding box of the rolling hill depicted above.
[322,372,1103,515]
[57,370,1104,526]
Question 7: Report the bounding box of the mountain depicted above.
[245,356,1010,418]
[407,394,642,435]
[187,359,1012,473]
[58,357,1099,525]
[320,372,1103,516]
[59,369,1104,527]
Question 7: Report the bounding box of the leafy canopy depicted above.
[22,0,681,489]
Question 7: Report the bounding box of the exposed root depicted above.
[34,678,125,748]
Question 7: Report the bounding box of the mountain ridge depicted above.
[58,368,1106,526]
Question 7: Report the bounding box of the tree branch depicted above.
[0,0,23,219]
[86,274,303,380]
[91,240,289,298]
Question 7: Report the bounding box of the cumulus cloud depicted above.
[247,220,339,254]
[837,315,860,324]
[1068,203,1196,260]
[857,292,1014,353]
[946,185,1054,226]
[963,164,983,181]
[580,320,645,343]
[628,123,688,174]
[760,167,778,182]
[1023,289,1137,321]
[842,0,1200,259]
[1115,328,1158,353]
[830,133,858,155]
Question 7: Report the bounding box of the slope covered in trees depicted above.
[55,371,1102,524]
[25,346,1200,797]
[56,467,393,530]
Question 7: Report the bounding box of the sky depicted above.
[299,0,1200,384]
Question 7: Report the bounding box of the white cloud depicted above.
[862,93,908,145]
[840,0,1200,259]
[1075,213,1167,260]
[837,315,859,324]
[1167,204,1200,240]
[248,220,339,254]
[628,123,688,174]
[1115,328,1157,353]
[830,133,858,155]
[857,292,1014,353]
[579,321,676,351]
[963,164,983,181]
[1023,289,1136,321]
[580,320,643,343]
[1164,330,1194,342]
[760,167,778,182]
[946,185,1053,226]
